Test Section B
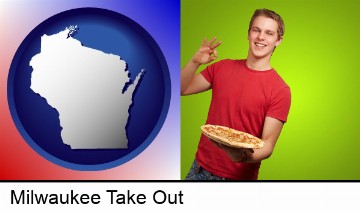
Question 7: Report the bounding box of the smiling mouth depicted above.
[255,42,266,47]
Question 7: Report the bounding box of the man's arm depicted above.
[218,116,284,163]
[181,37,221,96]
[181,62,211,96]
[249,116,284,162]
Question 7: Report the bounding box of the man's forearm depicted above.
[245,145,273,163]
[180,60,201,94]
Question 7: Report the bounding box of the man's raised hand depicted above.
[192,37,222,65]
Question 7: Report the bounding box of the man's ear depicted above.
[275,36,283,46]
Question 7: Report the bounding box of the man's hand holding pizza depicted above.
[210,139,254,163]
[204,117,286,163]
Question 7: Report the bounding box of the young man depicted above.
[181,9,291,180]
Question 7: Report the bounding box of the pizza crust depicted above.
[200,124,264,149]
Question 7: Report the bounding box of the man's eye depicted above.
[266,32,274,36]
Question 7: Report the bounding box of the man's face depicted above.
[248,16,282,60]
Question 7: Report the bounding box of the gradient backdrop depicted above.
[181,0,360,180]
[0,0,180,180]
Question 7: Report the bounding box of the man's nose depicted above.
[258,32,265,40]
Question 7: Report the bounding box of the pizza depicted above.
[200,124,264,149]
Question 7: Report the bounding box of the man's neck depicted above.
[246,55,272,71]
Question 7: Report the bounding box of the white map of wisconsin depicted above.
[29,26,144,149]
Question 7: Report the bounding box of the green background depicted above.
[181,0,360,180]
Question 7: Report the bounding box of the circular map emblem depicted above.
[7,8,171,170]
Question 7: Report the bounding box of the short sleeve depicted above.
[266,86,291,123]
[200,61,221,84]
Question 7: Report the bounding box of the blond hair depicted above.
[248,8,284,39]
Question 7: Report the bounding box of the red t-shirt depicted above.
[196,59,291,180]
